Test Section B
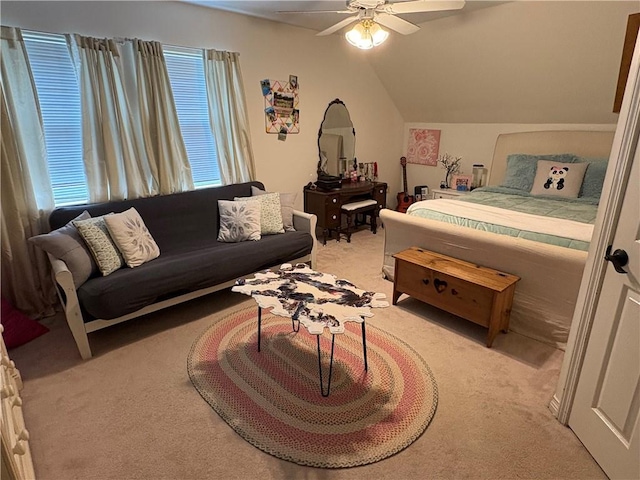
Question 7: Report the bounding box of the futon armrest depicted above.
[292,210,318,269]
[46,253,92,359]
[292,209,315,232]
[48,254,76,297]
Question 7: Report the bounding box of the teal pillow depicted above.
[577,158,608,199]
[501,153,579,191]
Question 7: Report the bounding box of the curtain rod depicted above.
[3,24,209,52]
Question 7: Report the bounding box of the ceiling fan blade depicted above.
[375,13,420,35]
[317,16,359,36]
[277,9,354,15]
[383,0,465,15]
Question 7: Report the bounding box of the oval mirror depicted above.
[317,99,355,178]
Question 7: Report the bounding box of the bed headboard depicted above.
[488,130,615,186]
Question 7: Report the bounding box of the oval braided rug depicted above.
[187,306,438,468]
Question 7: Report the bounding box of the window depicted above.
[21,32,221,205]
[164,46,221,188]
[23,31,87,206]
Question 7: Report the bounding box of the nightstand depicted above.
[432,189,470,200]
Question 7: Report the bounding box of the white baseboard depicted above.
[548,395,561,421]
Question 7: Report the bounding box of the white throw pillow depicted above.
[218,200,261,242]
[530,160,588,198]
[251,186,297,232]
[234,191,284,235]
[104,207,160,268]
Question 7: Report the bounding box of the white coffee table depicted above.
[232,263,388,396]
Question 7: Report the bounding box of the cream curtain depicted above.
[204,50,256,184]
[122,39,193,194]
[68,34,154,202]
[0,26,56,317]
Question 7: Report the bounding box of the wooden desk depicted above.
[304,181,387,245]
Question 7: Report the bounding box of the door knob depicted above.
[605,245,629,274]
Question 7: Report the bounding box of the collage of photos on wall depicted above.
[261,75,299,140]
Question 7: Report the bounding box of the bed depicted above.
[380,130,615,349]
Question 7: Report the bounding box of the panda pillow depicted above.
[530,159,588,199]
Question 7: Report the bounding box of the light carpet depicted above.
[188,306,438,468]
[8,229,606,479]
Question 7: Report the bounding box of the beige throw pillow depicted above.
[74,215,124,276]
[530,160,588,198]
[104,207,160,268]
[234,192,284,235]
[251,186,297,232]
[218,200,261,242]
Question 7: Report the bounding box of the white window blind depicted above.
[20,32,221,205]
[163,46,221,188]
[23,31,87,206]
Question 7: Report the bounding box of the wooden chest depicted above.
[392,247,520,347]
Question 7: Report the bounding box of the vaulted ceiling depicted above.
[182,1,635,124]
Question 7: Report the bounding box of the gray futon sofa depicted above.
[47,181,317,359]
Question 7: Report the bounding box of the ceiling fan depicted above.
[278,0,466,37]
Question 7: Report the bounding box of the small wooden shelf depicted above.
[392,247,520,347]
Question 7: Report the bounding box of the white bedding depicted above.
[406,199,594,243]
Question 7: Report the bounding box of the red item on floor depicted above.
[1,298,49,349]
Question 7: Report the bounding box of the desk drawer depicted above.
[326,209,340,228]
[395,259,493,327]
[324,194,340,208]
[325,195,341,228]
[373,184,387,210]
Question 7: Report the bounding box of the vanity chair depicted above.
[341,198,378,243]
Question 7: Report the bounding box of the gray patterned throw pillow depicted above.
[74,215,124,276]
[104,207,160,268]
[217,200,261,242]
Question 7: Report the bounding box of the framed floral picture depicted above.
[406,128,440,166]
[451,174,473,191]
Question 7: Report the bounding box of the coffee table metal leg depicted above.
[257,309,366,397]
[317,334,335,397]
[362,321,368,371]
[257,307,262,352]
[291,317,300,332]
[291,302,305,332]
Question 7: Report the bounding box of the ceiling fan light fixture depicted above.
[370,22,389,45]
[345,19,388,49]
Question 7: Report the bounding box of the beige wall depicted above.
[1,1,405,209]
[391,0,634,203]
[402,123,616,195]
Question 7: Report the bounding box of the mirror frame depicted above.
[317,98,356,178]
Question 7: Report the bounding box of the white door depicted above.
[569,145,639,479]
[568,60,640,478]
